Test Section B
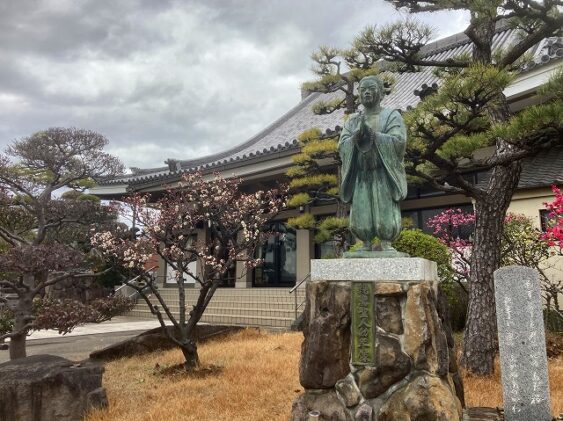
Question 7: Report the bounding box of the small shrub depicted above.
[89,295,136,323]
[393,229,453,283]
[33,298,100,334]
[32,296,135,334]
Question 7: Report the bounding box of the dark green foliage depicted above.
[360,0,563,375]
[286,128,349,254]
[95,265,128,289]
[443,283,468,332]
[392,229,453,282]
[315,216,349,243]
[0,308,14,337]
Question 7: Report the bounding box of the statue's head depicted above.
[358,76,384,108]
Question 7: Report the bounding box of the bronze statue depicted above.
[338,75,408,256]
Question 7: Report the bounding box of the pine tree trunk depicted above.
[9,331,26,360]
[461,163,521,374]
[462,8,516,373]
[9,290,34,360]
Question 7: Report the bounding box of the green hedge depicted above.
[393,229,453,283]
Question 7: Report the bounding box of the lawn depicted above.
[86,329,563,421]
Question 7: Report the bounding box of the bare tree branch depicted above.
[0,226,30,246]
[140,275,181,330]
[33,268,112,293]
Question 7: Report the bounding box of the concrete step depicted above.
[140,296,302,308]
[126,287,305,328]
[152,290,305,299]
[126,309,294,328]
[131,304,297,318]
[154,286,304,292]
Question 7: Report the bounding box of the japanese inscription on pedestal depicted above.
[351,281,375,365]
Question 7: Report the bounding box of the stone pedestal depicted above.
[292,258,463,421]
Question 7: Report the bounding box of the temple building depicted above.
[91,27,563,298]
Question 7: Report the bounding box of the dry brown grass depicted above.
[462,354,563,416]
[86,329,302,421]
[87,330,563,421]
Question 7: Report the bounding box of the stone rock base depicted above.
[462,407,503,420]
[0,354,107,421]
[292,258,463,421]
[292,389,349,421]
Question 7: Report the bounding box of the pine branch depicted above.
[405,166,465,194]
[499,20,563,68]
[393,57,470,69]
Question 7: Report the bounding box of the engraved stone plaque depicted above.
[494,266,551,421]
[351,281,375,365]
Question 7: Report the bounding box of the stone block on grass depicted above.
[0,354,107,421]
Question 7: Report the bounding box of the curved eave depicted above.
[89,183,129,200]
[122,143,299,193]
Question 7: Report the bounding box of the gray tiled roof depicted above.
[518,147,563,189]
[99,29,562,186]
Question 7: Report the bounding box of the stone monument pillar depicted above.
[494,266,552,421]
[292,258,464,421]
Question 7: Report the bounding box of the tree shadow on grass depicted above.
[153,362,224,379]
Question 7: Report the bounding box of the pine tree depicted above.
[0,128,125,359]
[351,1,563,374]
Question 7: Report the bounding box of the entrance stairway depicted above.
[126,287,306,329]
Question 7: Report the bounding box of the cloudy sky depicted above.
[0,0,469,170]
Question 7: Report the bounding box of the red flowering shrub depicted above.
[542,185,563,252]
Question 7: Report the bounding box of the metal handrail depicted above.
[115,266,157,300]
[289,273,310,294]
[289,273,310,319]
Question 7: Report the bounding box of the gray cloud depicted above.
[0,0,468,169]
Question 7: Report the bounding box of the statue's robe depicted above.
[338,108,408,243]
